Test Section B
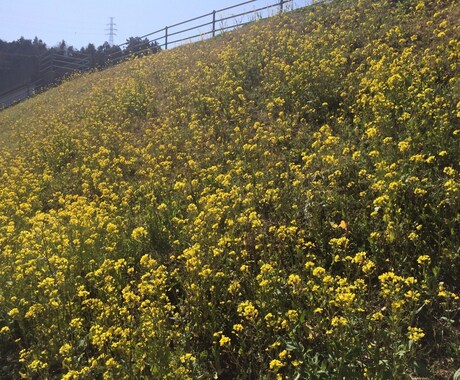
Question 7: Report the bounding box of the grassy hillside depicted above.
[0,0,459,378]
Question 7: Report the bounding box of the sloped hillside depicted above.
[0,0,459,378]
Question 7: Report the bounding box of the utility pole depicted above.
[106,17,117,46]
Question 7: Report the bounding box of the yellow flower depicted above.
[285,309,298,322]
[59,343,72,356]
[352,251,366,264]
[415,1,425,10]
[131,226,147,240]
[187,203,198,213]
[365,127,378,139]
[179,353,196,364]
[173,181,185,190]
[240,264,249,273]
[8,308,19,319]
[76,285,90,298]
[443,167,456,176]
[405,290,420,301]
[219,335,231,347]
[279,350,289,360]
[398,141,410,152]
[287,274,302,288]
[232,324,244,334]
[157,203,167,211]
[417,255,431,265]
[105,357,118,367]
[70,318,83,329]
[352,151,361,161]
[312,266,325,278]
[370,311,384,321]
[28,359,48,371]
[407,326,425,342]
[228,280,241,295]
[106,222,118,234]
[260,263,274,274]
[331,316,348,327]
[269,359,284,372]
[237,300,258,321]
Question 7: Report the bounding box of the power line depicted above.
[105,17,117,46]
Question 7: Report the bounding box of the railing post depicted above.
[165,26,168,49]
[280,0,284,12]
[212,10,216,37]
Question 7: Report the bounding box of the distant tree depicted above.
[16,37,32,51]
[32,37,47,54]
[58,40,67,53]
[124,37,161,56]
[0,37,39,92]
[96,42,122,66]
[82,43,97,68]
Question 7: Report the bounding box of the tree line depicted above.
[0,36,161,96]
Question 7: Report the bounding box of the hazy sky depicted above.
[0,0,312,49]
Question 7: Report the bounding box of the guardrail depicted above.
[0,52,91,110]
[0,84,35,109]
[108,0,294,63]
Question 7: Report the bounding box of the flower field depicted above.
[0,0,459,378]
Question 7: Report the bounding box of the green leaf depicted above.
[415,302,426,315]
[453,367,460,380]
[320,360,327,372]
[285,341,297,351]
[412,360,429,377]
[440,316,455,324]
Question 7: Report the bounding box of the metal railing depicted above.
[108,0,294,63]
[0,52,91,109]
[0,84,35,109]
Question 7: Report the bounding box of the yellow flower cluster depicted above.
[0,0,458,378]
